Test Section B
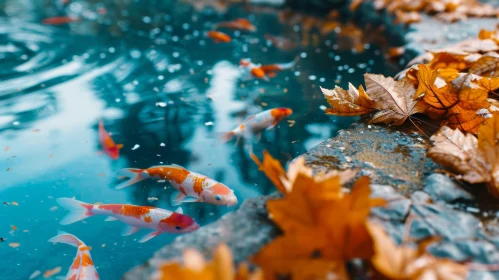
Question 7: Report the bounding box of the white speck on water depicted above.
[155,102,167,107]
[158,75,164,80]
[466,207,479,213]
[308,75,317,81]
[368,125,372,129]
[234,31,241,37]
[193,30,200,36]
[108,47,115,53]
[294,71,300,76]
[300,52,307,58]
[293,25,300,32]
[319,77,325,82]
[130,50,141,58]
[319,105,326,111]
[172,36,179,42]
[182,23,190,30]
[160,143,165,147]
[172,52,179,58]
[142,16,151,24]
[131,144,140,151]
[115,98,121,103]
[334,55,341,61]
[12,121,20,126]
[348,68,355,73]
[197,60,203,66]
[204,122,214,126]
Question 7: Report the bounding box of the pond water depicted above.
[0,0,394,279]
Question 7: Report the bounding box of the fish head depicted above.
[159,212,200,233]
[271,107,293,122]
[204,183,238,206]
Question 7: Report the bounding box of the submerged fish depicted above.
[260,56,300,77]
[42,16,80,25]
[48,232,99,280]
[206,31,231,43]
[239,58,268,81]
[223,108,293,141]
[56,198,199,243]
[115,165,237,206]
[216,18,256,32]
[98,120,123,160]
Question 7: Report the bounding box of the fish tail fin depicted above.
[48,232,83,247]
[56,198,94,225]
[279,56,300,70]
[115,168,150,189]
[219,131,236,142]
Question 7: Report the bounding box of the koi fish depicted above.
[42,16,80,25]
[56,198,199,243]
[260,56,300,77]
[206,31,231,43]
[239,58,269,81]
[98,120,123,160]
[115,165,238,206]
[48,232,99,280]
[222,108,293,141]
[264,34,297,51]
[216,18,256,32]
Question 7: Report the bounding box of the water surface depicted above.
[0,0,393,278]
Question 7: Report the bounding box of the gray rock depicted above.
[428,240,499,264]
[124,193,281,279]
[424,174,475,203]
[303,122,438,193]
[370,184,411,221]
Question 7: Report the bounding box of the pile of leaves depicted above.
[322,28,499,197]
[157,152,468,279]
[350,0,499,23]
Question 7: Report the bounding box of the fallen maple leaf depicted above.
[365,74,427,125]
[321,83,374,116]
[368,223,468,280]
[469,54,499,77]
[157,244,261,280]
[428,113,499,197]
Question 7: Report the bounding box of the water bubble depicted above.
[300,52,307,58]
[172,52,179,58]
[142,16,152,24]
[204,122,214,126]
[319,105,326,111]
[131,144,140,151]
[108,47,115,53]
[158,75,164,80]
[160,143,165,147]
[130,50,141,59]
[294,71,300,76]
[334,55,341,61]
[308,75,317,81]
[182,23,190,30]
[293,25,300,32]
[319,78,326,82]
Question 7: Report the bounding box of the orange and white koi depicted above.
[56,198,199,243]
[48,232,99,280]
[216,18,256,32]
[239,58,268,81]
[223,108,293,141]
[260,56,300,77]
[42,16,80,25]
[115,165,237,206]
[98,120,123,160]
[206,31,231,43]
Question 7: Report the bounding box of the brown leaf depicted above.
[321,83,375,116]
[364,74,427,125]
[368,223,468,280]
[469,54,499,77]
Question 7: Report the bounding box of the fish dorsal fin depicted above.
[169,164,187,170]
[174,207,183,214]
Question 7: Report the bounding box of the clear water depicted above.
[0,1,393,279]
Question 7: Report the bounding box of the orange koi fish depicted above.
[48,232,99,280]
[216,18,256,32]
[239,58,269,81]
[98,120,123,160]
[42,16,80,25]
[206,31,231,43]
[115,165,237,206]
[56,198,199,243]
[223,108,293,141]
[260,56,300,77]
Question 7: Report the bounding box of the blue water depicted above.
[0,0,393,279]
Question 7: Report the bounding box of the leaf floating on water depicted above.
[11,201,18,206]
[29,270,41,279]
[43,267,61,278]
[9,243,20,248]
[11,225,17,231]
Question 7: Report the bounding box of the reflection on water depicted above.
[0,0,394,279]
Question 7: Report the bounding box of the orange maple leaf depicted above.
[321,83,375,116]
[158,244,262,280]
